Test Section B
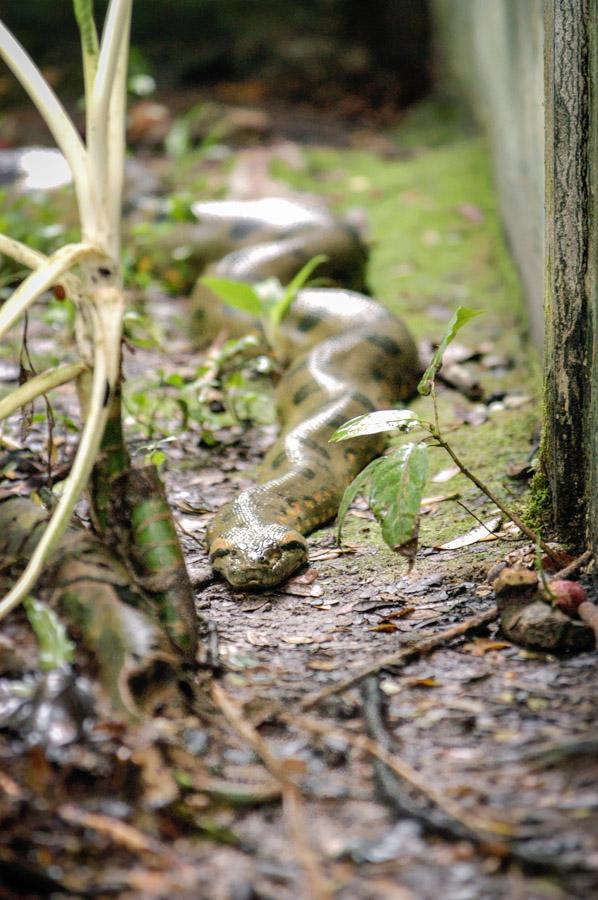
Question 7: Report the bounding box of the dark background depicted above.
[3,1,431,107]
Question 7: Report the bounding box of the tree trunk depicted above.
[543,0,597,553]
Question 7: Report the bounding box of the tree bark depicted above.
[543,0,596,552]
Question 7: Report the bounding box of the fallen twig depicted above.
[212,682,334,900]
[283,707,513,842]
[299,606,498,711]
[553,549,593,581]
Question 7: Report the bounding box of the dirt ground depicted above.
[0,92,597,899]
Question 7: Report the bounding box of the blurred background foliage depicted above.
[2,1,431,107]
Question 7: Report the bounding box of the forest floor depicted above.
[0,90,597,899]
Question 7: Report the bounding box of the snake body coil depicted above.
[190,198,419,589]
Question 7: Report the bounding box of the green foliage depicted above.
[24,596,75,671]
[201,278,263,318]
[524,468,553,533]
[0,191,78,300]
[336,443,428,558]
[330,409,420,442]
[418,305,483,396]
[123,334,276,446]
[201,254,328,347]
[333,307,484,559]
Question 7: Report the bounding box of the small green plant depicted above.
[331,306,559,565]
[24,596,75,671]
[201,254,328,352]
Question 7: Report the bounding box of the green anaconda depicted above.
[189,198,419,589]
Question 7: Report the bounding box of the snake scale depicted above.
[189,198,419,589]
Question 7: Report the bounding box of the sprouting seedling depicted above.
[0,0,133,620]
[331,305,560,566]
[201,254,328,352]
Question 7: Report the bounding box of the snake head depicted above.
[208,524,308,590]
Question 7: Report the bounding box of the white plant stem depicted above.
[0,6,131,616]
[0,243,96,340]
[106,4,132,259]
[0,314,110,621]
[0,20,93,230]
[0,362,88,422]
[0,235,47,271]
[87,0,133,250]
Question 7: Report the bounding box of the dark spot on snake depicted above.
[297,314,322,333]
[270,450,287,469]
[99,266,112,278]
[299,467,316,480]
[367,334,401,355]
[293,382,318,405]
[350,391,377,412]
[326,412,352,429]
[299,436,331,459]
[281,539,306,552]
[291,247,308,262]
[103,381,111,407]
[210,547,231,560]
[371,367,386,383]
[288,357,308,376]
[229,220,260,240]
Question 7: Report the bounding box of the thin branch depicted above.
[213,683,333,900]
[0,21,92,226]
[299,606,498,711]
[0,362,87,422]
[553,549,593,580]
[286,712,514,840]
[0,243,96,339]
[433,432,561,563]
[0,316,110,620]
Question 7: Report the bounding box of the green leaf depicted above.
[369,443,428,556]
[201,277,263,318]
[24,597,75,671]
[330,409,420,442]
[336,457,385,543]
[270,254,328,328]
[418,306,483,396]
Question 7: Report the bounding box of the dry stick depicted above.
[212,682,333,900]
[428,385,561,565]
[552,549,593,580]
[299,606,497,712]
[433,433,561,564]
[284,712,514,841]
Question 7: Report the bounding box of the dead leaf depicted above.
[421,492,460,506]
[370,623,399,633]
[282,582,324,598]
[432,466,460,484]
[246,630,273,647]
[307,659,339,671]
[462,638,513,656]
[405,676,440,687]
[281,635,313,645]
[437,516,502,550]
